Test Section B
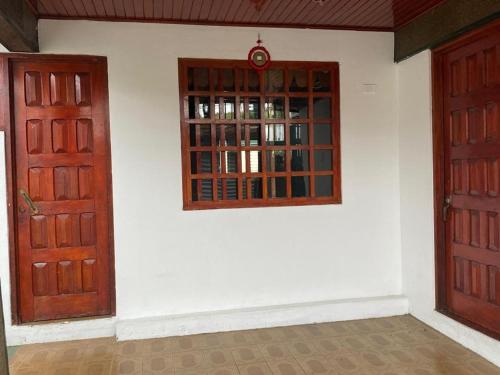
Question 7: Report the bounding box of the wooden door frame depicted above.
[432,18,500,341]
[0,53,116,325]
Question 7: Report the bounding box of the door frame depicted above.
[0,53,116,324]
[432,18,500,341]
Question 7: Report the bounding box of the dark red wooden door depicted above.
[12,57,114,323]
[443,32,500,335]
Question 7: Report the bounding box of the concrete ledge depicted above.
[116,295,409,341]
[5,295,408,345]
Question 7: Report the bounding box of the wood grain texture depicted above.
[179,59,340,210]
[433,19,500,340]
[29,0,445,31]
[5,55,115,323]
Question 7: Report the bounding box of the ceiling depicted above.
[27,0,446,31]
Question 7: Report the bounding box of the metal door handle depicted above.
[443,196,451,222]
[19,189,39,215]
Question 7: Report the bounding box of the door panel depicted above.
[442,32,500,335]
[12,58,114,323]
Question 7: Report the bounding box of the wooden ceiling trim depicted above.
[30,0,447,32]
[93,0,107,17]
[122,0,134,18]
[275,0,303,23]
[287,1,315,24]
[365,1,395,27]
[38,0,57,15]
[172,0,183,19]
[144,0,154,18]
[83,1,99,17]
[298,1,333,25]
[198,0,212,21]
[315,0,353,25]
[162,0,172,19]
[393,0,443,29]
[335,0,371,25]
[100,0,112,16]
[347,0,387,26]
[234,0,253,23]
[207,0,223,20]
[223,0,242,22]
[255,0,281,23]
[134,0,145,18]
[285,1,313,25]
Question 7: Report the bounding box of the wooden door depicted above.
[11,57,114,323]
[435,24,500,337]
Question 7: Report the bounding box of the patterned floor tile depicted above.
[6,315,498,375]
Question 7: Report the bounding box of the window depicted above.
[179,59,341,209]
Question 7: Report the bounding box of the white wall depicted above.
[398,50,500,367]
[1,20,405,344]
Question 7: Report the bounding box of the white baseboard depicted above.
[6,317,117,346]
[116,295,409,341]
[410,310,500,368]
[6,295,408,345]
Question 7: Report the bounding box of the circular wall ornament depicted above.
[248,36,271,71]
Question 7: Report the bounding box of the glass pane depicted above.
[240,97,261,120]
[268,177,287,198]
[249,125,261,146]
[226,151,238,173]
[313,97,331,119]
[313,70,331,92]
[218,178,238,200]
[215,97,235,119]
[200,124,211,146]
[265,124,285,146]
[289,97,308,119]
[266,150,286,172]
[242,177,247,198]
[289,69,308,92]
[291,150,309,171]
[192,179,213,201]
[315,175,333,197]
[190,151,212,174]
[292,176,310,197]
[226,125,236,146]
[215,69,235,91]
[290,124,308,145]
[240,126,246,146]
[250,178,263,199]
[248,69,260,91]
[188,96,210,119]
[314,123,331,145]
[217,151,238,173]
[265,69,284,92]
[241,151,246,173]
[217,124,236,146]
[189,124,196,147]
[249,150,262,172]
[248,97,260,119]
[265,97,285,119]
[188,67,209,91]
[314,150,332,171]
[226,178,238,200]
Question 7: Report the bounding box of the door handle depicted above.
[443,195,452,222]
[19,189,39,215]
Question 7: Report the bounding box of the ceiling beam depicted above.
[394,0,500,62]
[0,0,38,52]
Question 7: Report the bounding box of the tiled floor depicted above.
[7,315,500,374]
